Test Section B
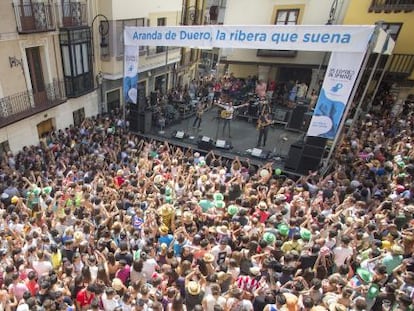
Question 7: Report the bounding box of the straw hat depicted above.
[182,211,193,223]
[391,245,404,255]
[203,252,215,263]
[187,281,201,295]
[112,278,124,291]
[258,201,267,210]
[216,225,230,236]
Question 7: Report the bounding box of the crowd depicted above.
[0,82,413,311]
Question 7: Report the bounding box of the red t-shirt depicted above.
[76,288,95,308]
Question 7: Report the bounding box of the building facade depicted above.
[219,0,350,90]
[342,0,414,89]
[0,0,201,154]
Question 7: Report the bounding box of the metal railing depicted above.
[387,53,414,77]
[13,1,55,33]
[0,79,66,128]
[369,0,414,12]
[57,1,87,28]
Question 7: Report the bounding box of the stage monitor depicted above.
[175,131,185,139]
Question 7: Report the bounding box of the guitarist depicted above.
[256,111,273,147]
[193,100,206,129]
[215,100,248,138]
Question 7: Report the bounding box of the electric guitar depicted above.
[257,119,275,130]
[220,109,232,119]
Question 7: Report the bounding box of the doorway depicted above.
[26,47,47,106]
[106,89,121,114]
[37,118,54,138]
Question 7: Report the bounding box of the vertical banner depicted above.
[123,45,139,104]
[307,51,365,139]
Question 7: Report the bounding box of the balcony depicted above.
[0,79,66,128]
[369,0,414,13]
[13,1,55,33]
[57,1,87,28]
[386,53,414,79]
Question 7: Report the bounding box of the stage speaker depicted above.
[286,105,308,132]
[128,109,140,132]
[284,142,304,171]
[296,156,322,175]
[215,139,232,150]
[197,136,214,151]
[150,92,158,106]
[302,145,325,158]
[128,110,152,133]
[173,130,186,139]
[250,148,271,160]
[305,136,328,148]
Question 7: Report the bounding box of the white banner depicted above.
[124,25,374,52]
[123,45,139,104]
[306,51,365,139]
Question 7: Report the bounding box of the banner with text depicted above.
[124,25,374,52]
[123,45,139,104]
[306,51,365,139]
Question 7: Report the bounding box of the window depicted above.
[275,9,299,25]
[59,27,93,97]
[116,18,145,58]
[381,22,402,41]
[156,18,166,53]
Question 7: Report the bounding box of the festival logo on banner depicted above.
[123,45,139,104]
[307,51,364,139]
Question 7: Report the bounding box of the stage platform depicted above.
[131,106,306,177]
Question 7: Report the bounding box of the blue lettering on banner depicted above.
[271,32,298,44]
[228,30,267,42]
[303,32,351,44]
[133,31,162,40]
[180,30,211,40]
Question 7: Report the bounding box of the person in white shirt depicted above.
[101,287,121,311]
[32,251,53,277]
[333,236,354,268]
[202,283,226,311]
[214,100,248,138]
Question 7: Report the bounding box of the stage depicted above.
[131,105,307,175]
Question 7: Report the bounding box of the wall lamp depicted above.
[9,56,23,68]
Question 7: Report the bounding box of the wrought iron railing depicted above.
[57,1,87,28]
[13,1,55,33]
[0,79,66,128]
[387,53,414,77]
[369,0,414,12]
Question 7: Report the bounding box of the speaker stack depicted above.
[285,105,308,132]
[284,136,327,175]
[128,109,152,133]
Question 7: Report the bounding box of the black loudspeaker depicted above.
[128,110,152,133]
[197,136,214,151]
[150,92,158,106]
[286,105,308,132]
[284,143,304,171]
[305,136,327,148]
[302,145,325,158]
[128,109,140,132]
[296,156,322,175]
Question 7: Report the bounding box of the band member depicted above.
[257,111,273,147]
[193,101,206,129]
[215,100,248,138]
